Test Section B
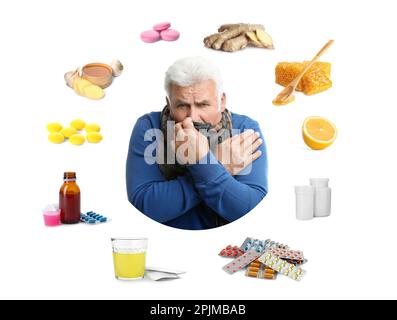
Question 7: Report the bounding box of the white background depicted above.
[0,0,396,300]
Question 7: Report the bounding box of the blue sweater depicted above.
[126,111,268,230]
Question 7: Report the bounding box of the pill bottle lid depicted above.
[310,178,329,182]
[310,178,329,187]
[294,186,314,194]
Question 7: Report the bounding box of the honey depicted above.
[83,65,110,77]
[81,63,113,88]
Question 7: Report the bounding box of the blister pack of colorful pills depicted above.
[245,259,277,280]
[240,237,289,253]
[219,245,245,258]
[258,251,306,281]
[266,247,304,261]
[222,249,262,275]
[80,211,108,224]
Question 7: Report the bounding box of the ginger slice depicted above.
[71,75,104,99]
[73,77,94,95]
[246,31,263,47]
[256,29,274,49]
[82,84,105,100]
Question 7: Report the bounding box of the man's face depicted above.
[167,79,226,125]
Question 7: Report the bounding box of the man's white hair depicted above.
[164,56,223,111]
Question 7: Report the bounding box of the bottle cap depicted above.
[294,186,314,194]
[310,178,329,188]
[63,172,76,181]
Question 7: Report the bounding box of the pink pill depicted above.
[153,22,171,32]
[140,30,161,43]
[160,29,180,41]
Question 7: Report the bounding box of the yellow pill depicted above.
[85,123,101,133]
[60,127,77,138]
[71,119,86,130]
[69,134,85,145]
[47,122,63,133]
[86,132,103,143]
[48,132,65,144]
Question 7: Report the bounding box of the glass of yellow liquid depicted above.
[111,238,148,280]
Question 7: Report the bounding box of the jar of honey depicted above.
[81,63,113,88]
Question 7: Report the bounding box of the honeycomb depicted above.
[275,61,331,95]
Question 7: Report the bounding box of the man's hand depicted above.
[173,117,209,164]
[215,129,263,175]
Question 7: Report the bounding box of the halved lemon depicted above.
[302,116,337,150]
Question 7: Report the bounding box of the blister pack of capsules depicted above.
[245,259,277,280]
[80,211,108,224]
[223,249,262,275]
[219,245,245,258]
[240,237,289,253]
[258,251,306,281]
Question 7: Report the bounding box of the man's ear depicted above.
[166,97,170,107]
[220,93,226,112]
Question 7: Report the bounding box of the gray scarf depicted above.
[159,105,233,181]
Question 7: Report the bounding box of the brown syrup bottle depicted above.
[59,172,81,224]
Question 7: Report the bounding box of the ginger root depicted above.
[204,23,274,52]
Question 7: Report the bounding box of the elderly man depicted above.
[126,56,268,230]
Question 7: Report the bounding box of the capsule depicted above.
[250,261,261,267]
[263,273,277,280]
[247,271,258,278]
[264,268,276,275]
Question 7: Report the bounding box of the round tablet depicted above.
[48,132,64,144]
[140,30,161,43]
[69,134,85,146]
[153,22,171,32]
[47,122,63,133]
[160,29,180,41]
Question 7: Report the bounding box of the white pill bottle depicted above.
[310,178,331,217]
[294,186,314,220]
